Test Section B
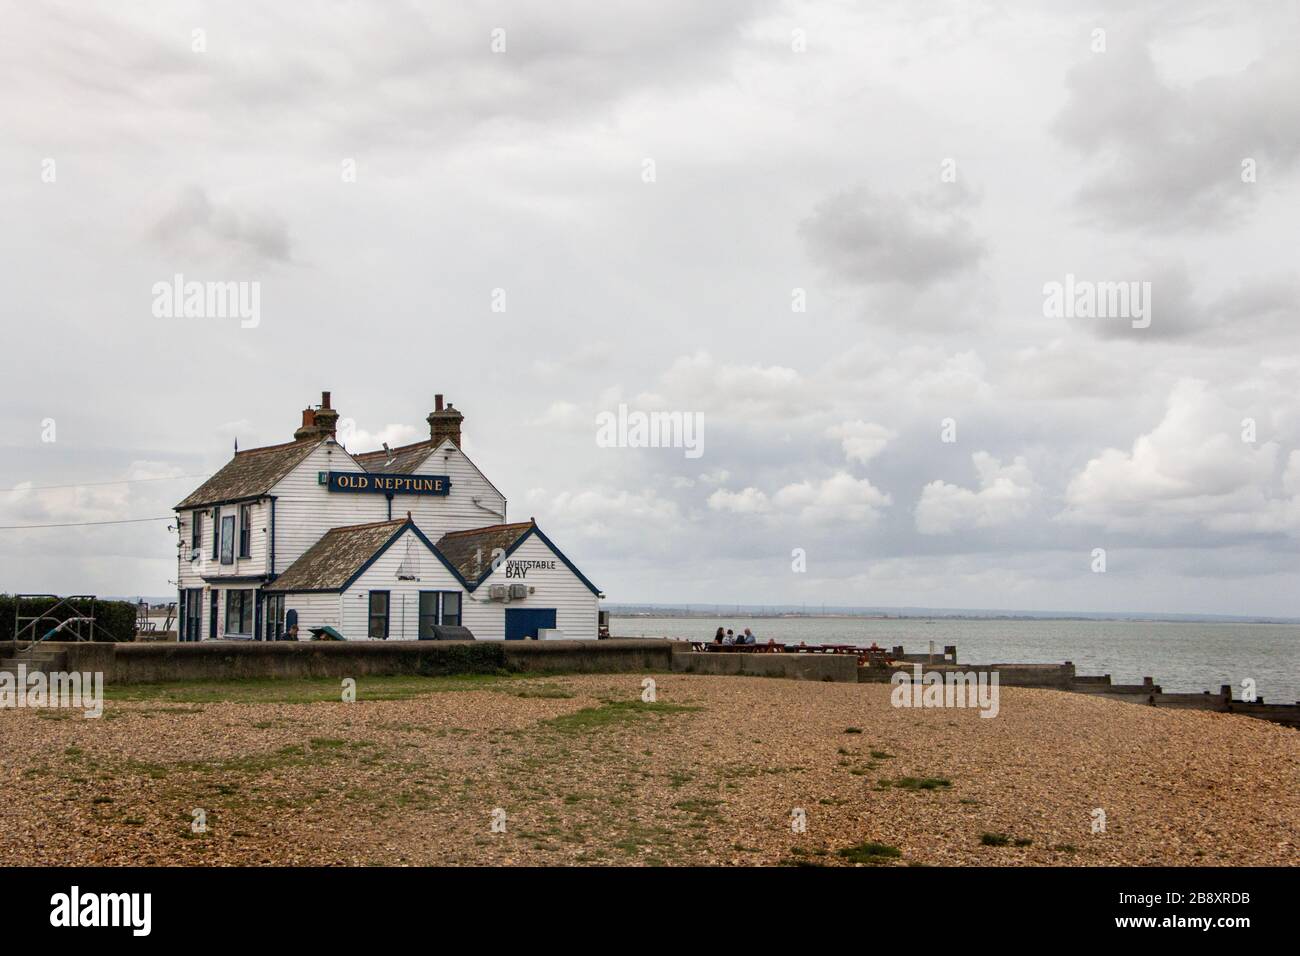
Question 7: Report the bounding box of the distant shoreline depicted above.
[609,610,1300,626]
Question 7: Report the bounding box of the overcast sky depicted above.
[2,0,1298,616]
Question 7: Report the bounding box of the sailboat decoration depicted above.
[395,534,421,581]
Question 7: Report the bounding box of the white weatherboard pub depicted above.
[174,392,603,642]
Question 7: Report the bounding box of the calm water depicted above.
[613,616,1300,703]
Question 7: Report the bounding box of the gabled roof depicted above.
[352,439,438,474]
[265,518,470,593]
[176,439,323,510]
[352,438,506,502]
[435,521,602,596]
[436,521,535,586]
[264,518,408,592]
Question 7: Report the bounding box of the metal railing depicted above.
[10,593,103,653]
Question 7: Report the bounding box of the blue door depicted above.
[505,608,556,641]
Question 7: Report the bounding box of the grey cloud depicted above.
[800,181,985,289]
[149,185,291,265]
[1052,39,1300,231]
[4,1,774,152]
[1076,260,1299,344]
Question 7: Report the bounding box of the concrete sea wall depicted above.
[15,639,674,684]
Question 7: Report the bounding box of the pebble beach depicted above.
[1,674,1296,866]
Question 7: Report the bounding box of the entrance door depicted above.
[185,588,203,641]
[505,607,556,641]
[209,590,219,641]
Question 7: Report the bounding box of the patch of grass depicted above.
[869,750,894,760]
[1014,838,1033,847]
[878,777,951,791]
[541,699,700,735]
[843,727,863,734]
[837,841,902,864]
[512,684,575,700]
[104,673,519,705]
[980,833,1011,847]
[1052,844,1077,853]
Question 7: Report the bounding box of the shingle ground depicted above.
[1,674,1296,866]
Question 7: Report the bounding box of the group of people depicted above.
[713,626,758,645]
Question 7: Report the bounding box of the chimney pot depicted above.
[296,392,339,441]
[426,395,464,446]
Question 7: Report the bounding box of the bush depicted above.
[0,594,138,644]
[414,641,509,676]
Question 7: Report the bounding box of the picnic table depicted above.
[688,640,894,665]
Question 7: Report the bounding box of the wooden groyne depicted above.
[681,638,1300,729]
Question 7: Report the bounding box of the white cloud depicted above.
[1061,379,1287,532]
[709,472,891,524]
[707,486,770,514]
[656,351,805,422]
[825,420,896,465]
[528,485,681,539]
[772,472,892,525]
[916,453,1036,535]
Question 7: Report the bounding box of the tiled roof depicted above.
[264,519,408,592]
[435,521,535,586]
[176,439,322,509]
[353,440,439,474]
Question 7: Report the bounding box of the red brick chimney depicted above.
[314,390,339,439]
[427,393,464,447]
[294,391,339,441]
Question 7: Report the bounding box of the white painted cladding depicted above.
[176,499,269,588]
[339,529,464,641]
[282,531,598,641]
[174,433,601,643]
[281,592,343,641]
[462,535,599,641]
[268,440,506,574]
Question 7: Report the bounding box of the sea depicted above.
[612,616,1300,703]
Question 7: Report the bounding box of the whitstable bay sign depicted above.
[319,471,451,496]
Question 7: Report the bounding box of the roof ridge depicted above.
[353,438,436,459]
[438,520,533,539]
[323,517,410,533]
[234,437,320,457]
